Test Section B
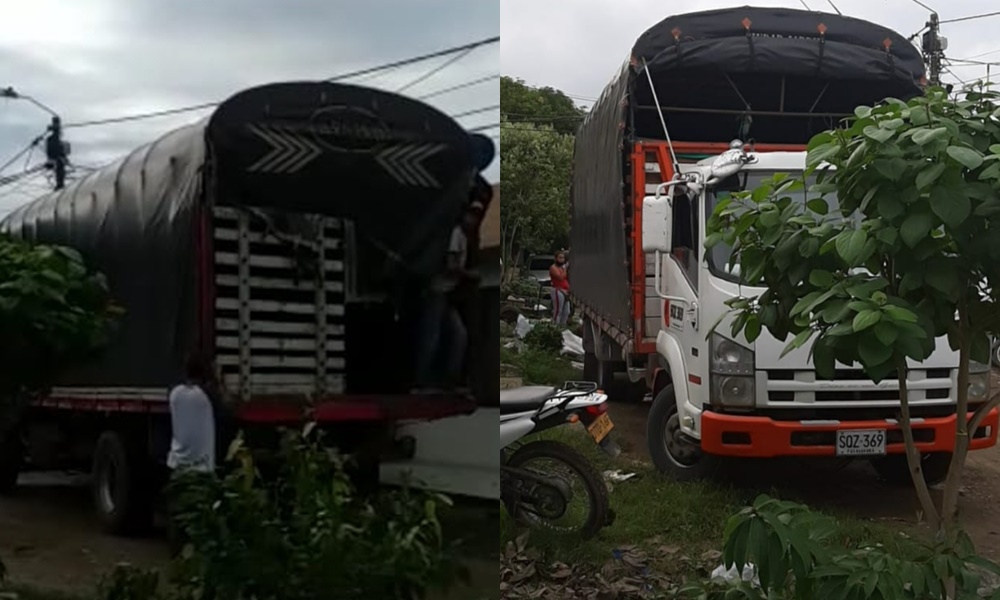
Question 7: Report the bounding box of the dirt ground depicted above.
[609,399,1000,559]
[0,473,496,598]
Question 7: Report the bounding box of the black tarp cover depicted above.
[0,81,479,389]
[571,6,925,339]
[1,123,205,388]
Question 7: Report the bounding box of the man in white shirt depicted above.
[167,354,216,474]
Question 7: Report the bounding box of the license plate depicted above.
[836,429,886,457]
[587,413,614,444]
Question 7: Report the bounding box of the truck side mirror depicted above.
[642,194,672,253]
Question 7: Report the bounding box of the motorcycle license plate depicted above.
[835,429,886,457]
[587,413,614,444]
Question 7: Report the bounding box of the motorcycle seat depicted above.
[499,386,557,414]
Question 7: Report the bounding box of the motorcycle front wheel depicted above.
[502,440,610,539]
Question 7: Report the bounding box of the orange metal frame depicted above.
[628,140,807,356]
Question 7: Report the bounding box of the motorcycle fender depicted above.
[656,330,701,439]
[500,416,536,449]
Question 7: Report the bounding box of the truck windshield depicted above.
[706,170,842,284]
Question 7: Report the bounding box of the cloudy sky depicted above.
[503,0,1000,111]
[0,0,498,216]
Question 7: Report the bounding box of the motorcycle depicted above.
[500,381,620,539]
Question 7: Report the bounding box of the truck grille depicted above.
[764,369,953,404]
[212,206,347,400]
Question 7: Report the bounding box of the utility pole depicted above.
[921,13,947,87]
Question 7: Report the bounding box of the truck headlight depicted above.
[969,362,991,402]
[710,334,755,407]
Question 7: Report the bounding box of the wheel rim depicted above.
[513,457,593,535]
[664,412,701,468]
[98,459,118,515]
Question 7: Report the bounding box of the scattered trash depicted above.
[711,562,759,587]
[515,314,534,339]
[561,329,584,357]
[604,470,638,483]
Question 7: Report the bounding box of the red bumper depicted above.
[700,408,1000,458]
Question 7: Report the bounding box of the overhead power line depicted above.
[418,74,499,100]
[396,47,476,93]
[62,35,500,130]
[451,105,500,119]
[826,0,842,15]
[0,135,43,176]
[469,123,500,133]
[941,10,1000,25]
[907,0,936,12]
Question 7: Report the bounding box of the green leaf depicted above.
[854,106,872,119]
[915,162,947,190]
[809,270,835,288]
[980,161,1000,181]
[807,199,830,215]
[759,209,780,228]
[876,227,898,245]
[853,310,882,332]
[859,335,894,369]
[946,145,985,170]
[874,321,898,346]
[807,142,841,167]
[912,126,949,146]
[835,230,868,266]
[813,340,836,379]
[781,328,816,358]
[745,315,762,343]
[925,261,960,295]
[863,126,893,143]
[900,212,933,248]
[876,193,904,221]
[873,158,907,183]
[883,305,919,323]
[929,185,971,228]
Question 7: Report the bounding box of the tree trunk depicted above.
[897,358,942,529]
[941,308,973,545]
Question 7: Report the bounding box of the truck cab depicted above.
[640,146,998,481]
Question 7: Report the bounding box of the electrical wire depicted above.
[0,135,43,175]
[469,123,500,133]
[826,0,842,15]
[798,0,812,10]
[451,105,500,119]
[907,0,936,13]
[62,35,500,129]
[396,47,476,93]
[941,10,1000,25]
[417,74,499,100]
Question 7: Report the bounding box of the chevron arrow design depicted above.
[375,143,446,188]
[247,124,322,174]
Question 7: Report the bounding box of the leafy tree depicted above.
[707,85,1000,545]
[500,76,586,135]
[0,236,120,488]
[498,119,574,280]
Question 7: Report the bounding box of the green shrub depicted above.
[674,495,1000,600]
[168,428,463,600]
[96,564,160,600]
[524,321,563,353]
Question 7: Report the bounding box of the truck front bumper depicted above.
[700,408,1000,458]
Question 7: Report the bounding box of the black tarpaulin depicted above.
[629,6,926,142]
[0,123,205,388]
[569,62,635,335]
[208,82,475,279]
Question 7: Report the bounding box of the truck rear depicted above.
[0,81,495,533]
[570,6,998,481]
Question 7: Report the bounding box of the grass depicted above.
[502,425,924,576]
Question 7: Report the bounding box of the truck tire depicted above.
[92,431,154,536]
[647,386,722,481]
[871,453,951,487]
[0,430,23,495]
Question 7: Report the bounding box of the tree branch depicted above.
[897,357,942,528]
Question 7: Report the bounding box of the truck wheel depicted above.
[0,431,23,495]
[872,453,951,487]
[92,431,153,536]
[647,386,721,481]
